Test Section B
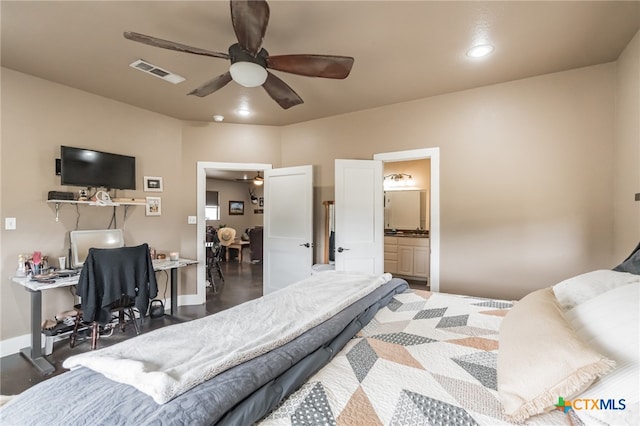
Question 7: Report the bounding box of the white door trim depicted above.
[195,161,273,304]
[373,148,440,292]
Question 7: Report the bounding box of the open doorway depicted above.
[196,162,272,303]
[374,148,440,292]
[382,158,431,288]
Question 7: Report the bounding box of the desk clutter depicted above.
[148,246,179,261]
[15,251,71,278]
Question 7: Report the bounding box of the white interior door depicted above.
[263,165,314,294]
[334,159,384,274]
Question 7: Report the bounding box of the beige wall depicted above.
[1,30,638,343]
[281,63,619,300]
[0,71,282,342]
[176,122,281,295]
[613,30,640,260]
[1,68,184,341]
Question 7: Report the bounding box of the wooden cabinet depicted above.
[384,236,398,274]
[384,236,429,279]
[412,245,430,277]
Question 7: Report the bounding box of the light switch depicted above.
[187,216,197,225]
[5,217,16,230]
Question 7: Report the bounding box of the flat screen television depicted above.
[60,146,136,190]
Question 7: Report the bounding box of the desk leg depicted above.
[170,267,178,316]
[20,289,55,375]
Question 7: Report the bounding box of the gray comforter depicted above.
[0,278,408,426]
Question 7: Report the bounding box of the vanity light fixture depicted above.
[384,173,415,190]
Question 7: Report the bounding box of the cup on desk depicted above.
[58,256,66,270]
[169,252,179,261]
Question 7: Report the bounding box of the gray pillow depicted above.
[613,242,640,275]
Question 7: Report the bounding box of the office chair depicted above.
[70,243,158,350]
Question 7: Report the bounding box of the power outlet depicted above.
[5,217,16,230]
[187,216,197,225]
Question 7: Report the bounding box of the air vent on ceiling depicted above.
[129,59,185,84]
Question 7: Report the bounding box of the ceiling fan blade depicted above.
[230,0,270,56]
[187,72,233,97]
[124,31,229,60]
[266,54,354,79]
[262,72,303,109]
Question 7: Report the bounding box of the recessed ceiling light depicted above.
[466,44,494,58]
[212,115,224,122]
[237,108,251,117]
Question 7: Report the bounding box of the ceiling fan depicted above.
[234,171,263,185]
[124,0,354,109]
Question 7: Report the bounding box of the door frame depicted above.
[373,148,440,292]
[196,161,273,303]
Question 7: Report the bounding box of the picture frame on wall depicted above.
[229,201,244,215]
[143,176,163,192]
[146,196,161,216]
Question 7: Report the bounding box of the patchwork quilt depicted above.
[260,290,572,426]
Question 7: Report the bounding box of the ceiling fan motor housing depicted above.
[229,43,268,67]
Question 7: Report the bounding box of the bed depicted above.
[1,246,638,426]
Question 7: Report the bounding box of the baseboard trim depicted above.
[0,334,46,358]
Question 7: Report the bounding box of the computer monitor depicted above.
[70,229,124,268]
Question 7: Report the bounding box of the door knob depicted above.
[337,247,350,253]
[299,243,311,248]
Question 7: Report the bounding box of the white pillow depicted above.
[497,288,615,423]
[552,270,639,310]
[565,283,639,425]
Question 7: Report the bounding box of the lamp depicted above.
[384,173,414,190]
[229,62,268,88]
[253,171,264,186]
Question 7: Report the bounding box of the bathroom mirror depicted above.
[384,190,427,230]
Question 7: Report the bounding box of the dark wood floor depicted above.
[0,262,426,396]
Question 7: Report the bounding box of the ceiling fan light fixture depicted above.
[229,61,268,87]
[253,171,264,186]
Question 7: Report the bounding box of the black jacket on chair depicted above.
[77,243,158,324]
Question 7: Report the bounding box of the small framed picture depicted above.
[146,196,161,216]
[144,176,163,192]
[229,200,244,215]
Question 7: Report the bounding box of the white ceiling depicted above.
[2,1,638,127]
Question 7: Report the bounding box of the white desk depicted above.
[152,258,198,315]
[12,258,197,375]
